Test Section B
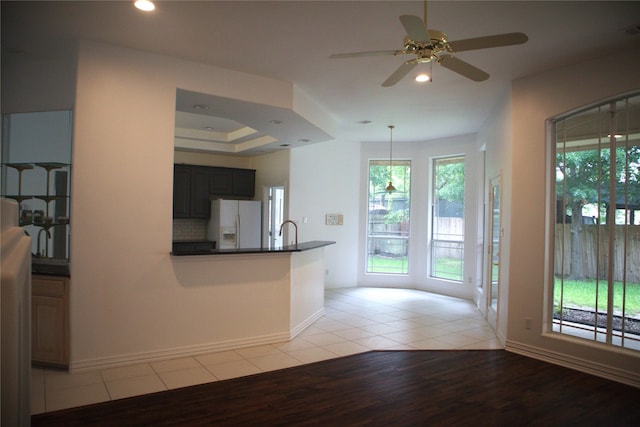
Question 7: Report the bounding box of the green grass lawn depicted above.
[554,278,640,316]
[431,257,463,281]
[367,255,462,280]
[367,255,408,274]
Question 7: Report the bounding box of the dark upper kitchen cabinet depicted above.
[232,168,256,198]
[173,164,210,219]
[174,164,256,218]
[210,167,256,199]
[210,168,233,196]
[190,166,211,218]
[173,164,191,218]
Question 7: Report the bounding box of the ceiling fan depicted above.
[329,1,528,86]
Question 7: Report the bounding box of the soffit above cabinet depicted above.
[174,89,334,157]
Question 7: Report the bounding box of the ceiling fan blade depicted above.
[438,55,489,82]
[382,62,417,87]
[448,32,528,52]
[399,15,430,42]
[329,50,400,59]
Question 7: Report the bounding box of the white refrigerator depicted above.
[207,199,262,249]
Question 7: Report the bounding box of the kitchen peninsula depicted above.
[170,240,335,349]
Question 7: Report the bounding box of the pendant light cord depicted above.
[388,125,394,180]
[385,125,396,193]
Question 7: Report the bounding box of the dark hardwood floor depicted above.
[32,350,639,426]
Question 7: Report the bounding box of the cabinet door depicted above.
[232,169,256,198]
[190,166,211,218]
[32,276,69,366]
[32,295,66,365]
[173,165,191,218]
[210,167,233,196]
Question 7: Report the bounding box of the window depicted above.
[551,92,640,351]
[431,156,465,282]
[366,160,411,274]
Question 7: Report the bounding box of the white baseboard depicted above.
[70,308,328,373]
[505,340,640,388]
[290,307,325,339]
[70,332,290,373]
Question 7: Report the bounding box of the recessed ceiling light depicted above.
[298,138,310,143]
[192,104,209,111]
[204,127,213,131]
[270,120,282,124]
[358,120,372,124]
[280,144,291,147]
[133,0,155,12]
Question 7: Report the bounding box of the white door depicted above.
[486,176,501,331]
[267,186,285,248]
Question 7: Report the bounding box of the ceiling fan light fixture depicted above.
[329,0,527,86]
[415,59,432,83]
[133,0,155,12]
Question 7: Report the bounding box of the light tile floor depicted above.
[32,287,502,414]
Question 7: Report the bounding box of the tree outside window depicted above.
[367,160,411,274]
[553,93,640,350]
[431,156,465,282]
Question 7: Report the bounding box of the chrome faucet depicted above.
[279,220,298,247]
[36,227,51,257]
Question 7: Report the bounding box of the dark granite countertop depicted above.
[32,258,70,277]
[171,240,335,256]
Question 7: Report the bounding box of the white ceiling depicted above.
[2,1,639,154]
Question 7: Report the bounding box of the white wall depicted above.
[289,138,361,288]
[506,47,640,381]
[290,249,326,335]
[174,151,252,169]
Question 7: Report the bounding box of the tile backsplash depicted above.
[172,218,208,241]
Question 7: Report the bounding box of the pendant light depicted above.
[385,125,397,193]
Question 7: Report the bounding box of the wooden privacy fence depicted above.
[554,224,640,283]
[368,216,464,258]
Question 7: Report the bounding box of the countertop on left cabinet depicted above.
[32,258,70,276]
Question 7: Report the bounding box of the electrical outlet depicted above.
[525,317,533,330]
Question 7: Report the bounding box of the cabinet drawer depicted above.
[33,276,67,297]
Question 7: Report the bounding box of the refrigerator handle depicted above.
[236,214,240,249]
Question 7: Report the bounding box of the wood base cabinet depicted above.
[32,275,69,367]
